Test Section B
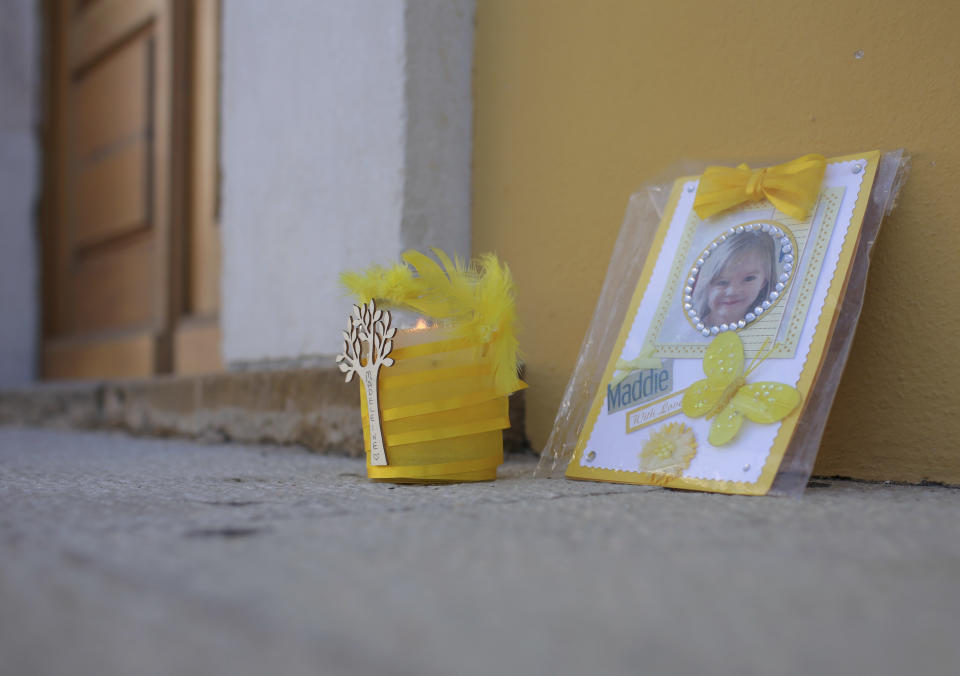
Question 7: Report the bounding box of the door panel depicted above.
[72,30,150,160]
[44,0,168,378]
[70,0,163,69]
[72,234,154,333]
[44,332,157,380]
[42,0,221,379]
[74,138,148,246]
[173,0,222,374]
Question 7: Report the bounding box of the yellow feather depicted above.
[466,253,520,394]
[340,248,521,395]
[339,263,421,307]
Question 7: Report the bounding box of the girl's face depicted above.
[706,251,768,325]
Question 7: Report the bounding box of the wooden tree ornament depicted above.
[336,300,396,465]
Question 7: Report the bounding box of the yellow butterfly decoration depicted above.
[682,332,801,446]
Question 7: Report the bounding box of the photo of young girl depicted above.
[691,231,780,328]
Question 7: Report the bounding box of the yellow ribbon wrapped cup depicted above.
[341,248,525,483]
[359,326,522,483]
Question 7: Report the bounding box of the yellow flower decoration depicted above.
[639,422,697,478]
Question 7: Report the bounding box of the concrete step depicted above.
[0,368,528,456]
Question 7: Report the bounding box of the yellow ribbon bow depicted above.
[693,154,827,221]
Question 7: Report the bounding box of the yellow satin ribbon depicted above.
[370,395,510,446]
[368,452,503,482]
[693,154,827,221]
[382,389,503,422]
[364,422,503,482]
[386,416,511,447]
[379,368,528,421]
[359,374,520,480]
[379,363,492,390]
[389,337,477,361]
[357,328,525,483]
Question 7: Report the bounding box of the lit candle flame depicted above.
[413,317,431,331]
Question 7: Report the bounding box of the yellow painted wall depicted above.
[473,0,960,483]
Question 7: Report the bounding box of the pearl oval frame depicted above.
[682,221,798,337]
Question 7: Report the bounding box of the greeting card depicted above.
[558,151,905,495]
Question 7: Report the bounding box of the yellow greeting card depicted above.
[565,152,883,495]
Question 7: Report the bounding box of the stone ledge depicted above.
[0,369,528,456]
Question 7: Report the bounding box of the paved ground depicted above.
[0,427,958,676]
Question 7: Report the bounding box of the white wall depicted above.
[0,0,39,386]
[221,0,474,367]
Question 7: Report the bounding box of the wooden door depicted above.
[41,0,221,379]
[173,0,222,375]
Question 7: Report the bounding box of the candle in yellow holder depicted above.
[339,248,525,483]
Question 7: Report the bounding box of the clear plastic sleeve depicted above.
[536,151,910,497]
